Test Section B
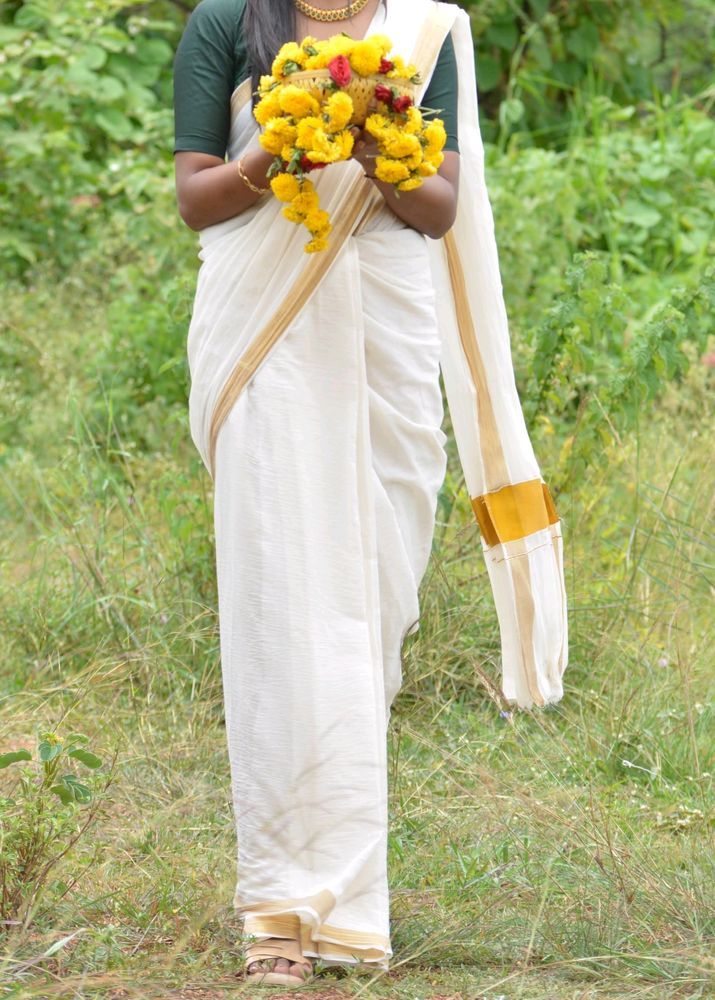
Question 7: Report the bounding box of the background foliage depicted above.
[1,0,713,275]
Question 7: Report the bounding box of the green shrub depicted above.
[0,729,111,928]
[0,0,180,277]
[455,0,715,142]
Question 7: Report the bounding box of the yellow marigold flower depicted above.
[368,34,392,56]
[374,157,410,184]
[325,35,355,58]
[333,129,354,160]
[305,236,329,253]
[403,106,423,133]
[258,126,295,156]
[387,59,419,81]
[388,55,406,77]
[349,39,382,77]
[417,160,439,177]
[293,189,320,214]
[296,115,323,149]
[258,74,277,95]
[270,120,298,143]
[253,89,283,127]
[364,113,390,140]
[307,128,353,164]
[424,149,445,171]
[325,91,354,132]
[304,128,336,163]
[279,85,320,119]
[270,173,301,203]
[424,120,447,157]
[283,203,304,224]
[303,51,327,70]
[402,149,424,171]
[397,177,423,192]
[305,208,330,235]
[272,42,305,78]
[382,132,421,159]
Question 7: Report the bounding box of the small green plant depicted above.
[0,729,113,930]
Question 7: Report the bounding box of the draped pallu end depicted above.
[471,480,568,710]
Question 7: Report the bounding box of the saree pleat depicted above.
[211,219,446,966]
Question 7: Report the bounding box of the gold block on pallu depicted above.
[471,479,559,547]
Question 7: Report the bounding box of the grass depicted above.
[1,111,714,998]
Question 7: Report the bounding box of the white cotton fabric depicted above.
[213,220,446,965]
[185,0,451,968]
[183,0,568,970]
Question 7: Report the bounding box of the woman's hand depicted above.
[175,147,275,232]
[349,120,460,240]
[349,125,380,178]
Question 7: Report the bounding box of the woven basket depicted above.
[288,70,416,126]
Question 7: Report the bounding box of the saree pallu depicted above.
[185,0,569,969]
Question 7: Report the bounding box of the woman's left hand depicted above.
[346,117,461,241]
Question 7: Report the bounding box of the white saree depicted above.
[185,0,568,970]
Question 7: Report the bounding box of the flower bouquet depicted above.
[254,33,447,252]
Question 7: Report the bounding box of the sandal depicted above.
[244,935,314,986]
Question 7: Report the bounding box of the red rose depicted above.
[300,155,328,172]
[379,57,394,74]
[328,54,351,87]
[374,83,393,106]
[393,94,413,113]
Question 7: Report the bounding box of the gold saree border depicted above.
[443,229,510,490]
[472,479,560,547]
[507,535,546,707]
[444,230,563,550]
[208,179,375,476]
[242,909,391,961]
[230,77,252,118]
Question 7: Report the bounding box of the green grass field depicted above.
[1,94,714,998]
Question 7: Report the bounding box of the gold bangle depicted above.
[236,156,269,195]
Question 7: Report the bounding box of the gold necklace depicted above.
[293,0,370,23]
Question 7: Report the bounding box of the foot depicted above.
[246,955,313,980]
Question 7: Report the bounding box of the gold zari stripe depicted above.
[472,479,560,547]
[208,182,375,477]
[243,911,391,959]
[443,229,509,489]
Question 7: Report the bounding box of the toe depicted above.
[248,958,273,974]
[290,959,312,980]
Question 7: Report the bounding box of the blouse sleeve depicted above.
[173,0,244,158]
[421,31,459,154]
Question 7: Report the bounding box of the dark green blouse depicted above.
[173,0,460,159]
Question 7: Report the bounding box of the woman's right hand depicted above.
[175,147,275,232]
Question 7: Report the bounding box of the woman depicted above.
[173,0,568,987]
